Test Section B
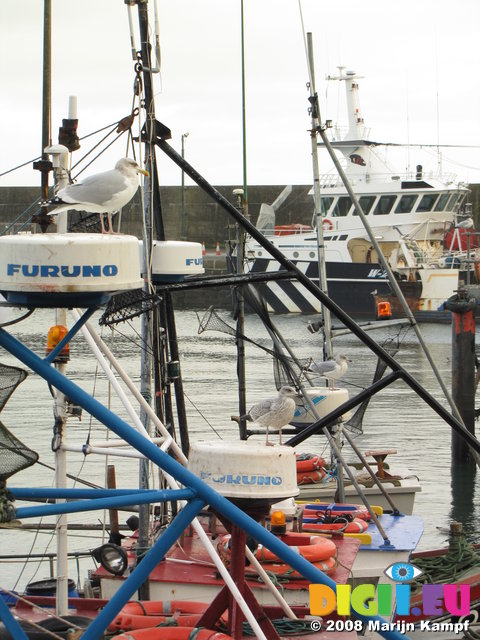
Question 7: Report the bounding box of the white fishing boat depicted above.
[245,68,475,320]
[1,5,480,638]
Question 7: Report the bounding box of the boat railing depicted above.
[317,170,460,189]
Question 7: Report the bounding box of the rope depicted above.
[464,624,480,640]
[412,534,480,586]
[243,618,312,636]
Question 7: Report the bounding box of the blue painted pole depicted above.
[14,489,196,520]
[0,327,408,640]
[10,487,159,499]
[80,497,205,640]
[0,592,29,639]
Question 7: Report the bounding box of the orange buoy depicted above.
[113,627,234,640]
[297,469,326,485]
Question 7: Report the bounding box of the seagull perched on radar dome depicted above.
[45,158,149,233]
[231,386,299,445]
[306,354,350,389]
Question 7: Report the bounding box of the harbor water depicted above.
[0,306,478,591]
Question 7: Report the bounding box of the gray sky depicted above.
[2,0,480,188]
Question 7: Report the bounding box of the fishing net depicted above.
[0,420,38,481]
[344,339,399,435]
[0,419,38,523]
[197,306,308,373]
[99,289,162,326]
[0,363,28,414]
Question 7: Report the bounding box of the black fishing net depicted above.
[343,340,399,435]
[0,363,27,414]
[197,306,307,373]
[99,289,162,326]
[0,420,38,481]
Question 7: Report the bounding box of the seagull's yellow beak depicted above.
[138,168,149,177]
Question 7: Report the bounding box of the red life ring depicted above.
[296,454,326,472]
[120,601,209,616]
[245,555,337,578]
[297,469,326,485]
[113,628,234,640]
[322,218,333,231]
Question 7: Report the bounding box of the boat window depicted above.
[434,193,449,211]
[446,194,460,211]
[330,196,352,217]
[395,194,418,214]
[373,195,396,215]
[321,197,334,215]
[416,194,438,212]
[353,196,375,215]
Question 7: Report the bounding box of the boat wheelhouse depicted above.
[245,68,473,319]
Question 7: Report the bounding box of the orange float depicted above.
[108,601,220,633]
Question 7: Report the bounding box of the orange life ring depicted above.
[296,454,326,472]
[113,628,234,640]
[108,613,202,631]
[296,469,326,485]
[322,218,333,231]
[108,601,218,632]
[245,555,337,579]
[121,601,209,616]
[254,532,336,564]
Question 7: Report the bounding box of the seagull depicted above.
[45,158,149,233]
[231,386,298,445]
[306,354,350,389]
[456,217,474,229]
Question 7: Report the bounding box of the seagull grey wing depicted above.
[58,171,130,207]
[248,397,274,421]
[311,360,337,374]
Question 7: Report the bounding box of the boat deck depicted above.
[97,529,361,608]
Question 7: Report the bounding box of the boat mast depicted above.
[135,0,191,598]
[236,0,248,439]
[305,33,333,360]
